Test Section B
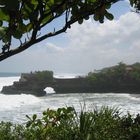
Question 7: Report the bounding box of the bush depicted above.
[0,106,140,140]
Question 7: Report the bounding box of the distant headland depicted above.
[1,62,140,96]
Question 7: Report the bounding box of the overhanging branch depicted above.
[0,0,120,61]
[0,41,34,61]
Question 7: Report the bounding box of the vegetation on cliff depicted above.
[2,62,140,95]
[0,106,140,140]
[20,70,54,82]
[86,62,140,93]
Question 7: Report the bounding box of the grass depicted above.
[0,106,140,140]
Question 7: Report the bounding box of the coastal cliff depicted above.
[1,71,93,96]
[1,63,140,96]
[2,71,54,96]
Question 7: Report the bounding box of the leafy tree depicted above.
[0,0,137,61]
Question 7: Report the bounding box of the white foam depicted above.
[44,87,55,94]
[89,93,140,101]
[0,94,40,111]
[0,76,20,91]
[0,76,40,111]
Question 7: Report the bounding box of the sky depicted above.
[0,1,140,74]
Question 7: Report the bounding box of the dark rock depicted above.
[1,66,140,96]
[1,71,54,96]
[1,71,94,96]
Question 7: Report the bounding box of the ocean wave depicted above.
[86,93,140,101]
[0,94,40,111]
[0,76,20,91]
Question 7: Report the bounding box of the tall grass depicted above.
[0,106,140,140]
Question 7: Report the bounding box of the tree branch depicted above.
[0,0,120,61]
[0,40,34,61]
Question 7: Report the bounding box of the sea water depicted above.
[0,73,140,123]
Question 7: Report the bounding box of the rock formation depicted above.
[1,71,93,96]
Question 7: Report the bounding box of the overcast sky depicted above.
[0,1,140,74]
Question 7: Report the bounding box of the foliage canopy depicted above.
[87,62,140,92]
[0,106,140,140]
[0,0,139,61]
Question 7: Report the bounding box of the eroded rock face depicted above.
[2,85,46,96]
[3,69,139,96]
[1,71,54,96]
[1,71,93,96]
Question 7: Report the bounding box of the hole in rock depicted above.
[44,87,55,94]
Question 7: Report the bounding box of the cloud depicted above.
[43,43,64,54]
[64,12,140,70]
[0,12,140,74]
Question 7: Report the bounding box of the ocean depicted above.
[0,73,140,123]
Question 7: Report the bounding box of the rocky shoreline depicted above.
[1,64,140,96]
[1,71,93,96]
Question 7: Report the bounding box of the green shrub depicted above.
[0,106,139,140]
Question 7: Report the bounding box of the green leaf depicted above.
[94,14,99,21]
[88,0,96,3]
[49,0,54,4]
[78,19,83,24]
[55,6,65,15]
[13,29,23,39]
[31,0,38,5]
[0,9,9,21]
[0,27,6,38]
[26,115,31,120]
[72,5,79,15]
[54,0,62,5]
[105,12,114,20]
[99,15,104,23]
[43,111,47,116]
[105,3,111,9]
[47,0,55,7]
[2,34,11,43]
[26,23,33,32]
[18,23,26,33]
[0,27,8,42]
[32,114,37,121]
[84,16,89,20]
[42,15,53,25]
[26,121,32,127]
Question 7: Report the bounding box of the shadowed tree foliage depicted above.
[130,0,140,12]
[0,0,138,61]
